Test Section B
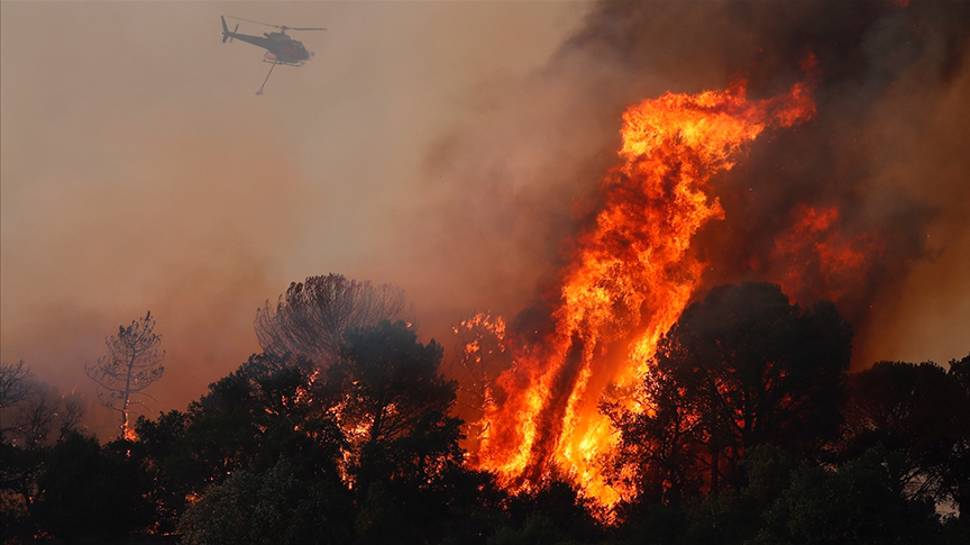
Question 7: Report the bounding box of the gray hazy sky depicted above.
[1,1,590,430]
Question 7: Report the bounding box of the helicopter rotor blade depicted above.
[226,15,283,29]
[226,16,324,32]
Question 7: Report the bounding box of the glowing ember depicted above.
[453,312,508,366]
[470,81,815,507]
[124,425,139,442]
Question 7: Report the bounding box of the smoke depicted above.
[3,0,968,438]
[417,0,970,367]
[0,114,306,432]
[0,1,586,436]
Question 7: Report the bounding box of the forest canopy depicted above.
[1,279,967,545]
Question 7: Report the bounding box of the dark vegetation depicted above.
[1,279,967,544]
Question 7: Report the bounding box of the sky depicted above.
[2,0,968,436]
[0,0,591,432]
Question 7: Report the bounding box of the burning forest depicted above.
[2,1,970,544]
[470,78,816,507]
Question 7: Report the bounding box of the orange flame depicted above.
[766,204,883,307]
[123,425,139,442]
[471,81,815,508]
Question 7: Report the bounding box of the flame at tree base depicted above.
[468,81,816,509]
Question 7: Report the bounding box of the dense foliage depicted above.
[1,284,967,544]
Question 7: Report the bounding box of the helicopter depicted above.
[220,16,324,95]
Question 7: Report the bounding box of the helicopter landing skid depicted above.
[255,59,305,95]
[256,62,279,96]
[262,59,304,67]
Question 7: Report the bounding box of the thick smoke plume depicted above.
[419,0,970,505]
[420,0,970,367]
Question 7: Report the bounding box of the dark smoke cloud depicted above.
[418,0,970,368]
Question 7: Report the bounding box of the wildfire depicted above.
[452,312,507,365]
[124,425,139,442]
[766,204,883,308]
[470,81,816,507]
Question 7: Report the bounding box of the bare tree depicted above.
[1,362,83,448]
[1,361,34,443]
[0,367,84,513]
[85,311,164,439]
[11,382,83,448]
[254,274,405,365]
[0,360,32,410]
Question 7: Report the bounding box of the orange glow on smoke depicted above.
[769,205,882,304]
[470,81,815,508]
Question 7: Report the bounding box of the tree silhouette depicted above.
[318,320,464,544]
[321,321,460,489]
[753,447,942,545]
[1,369,83,541]
[609,283,851,501]
[946,354,970,525]
[132,353,348,533]
[177,458,353,545]
[31,433,152,542]
[0,361,31,411]
[255,274,406,366]
[1,362,83,449]
[843,359,969,507]
[85,311,165,439]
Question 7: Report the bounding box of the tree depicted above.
[1,368,83,542]
[131,410,195,534]
[145,322,479,544]
[321,321,460,490]
[609,283,851,502]
[318,320,464,544]
[31,433,153,542]
[177,458,353,545]
[3,379,82,449]
[1,361,38,542]
[753,447,944,545]
[131,352,350,533]
[181,353,344,483]
[255,274,406,365]
[0,361,31,411]
[1,361,34,445]
[605,357,705,505]
[945,354,970,525]
[85,311,165,439]
[842,359,969,508]
[491,481,602,545]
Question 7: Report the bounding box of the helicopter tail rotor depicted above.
[220,16,240,44]
[221,16,230,43]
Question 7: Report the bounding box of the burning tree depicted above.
[255,274,406,365]
[472,80,816,506]
[85,311,165,440]
[606,283,851,502]
[321,321,461,491]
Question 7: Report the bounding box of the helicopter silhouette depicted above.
[220,16,324,95]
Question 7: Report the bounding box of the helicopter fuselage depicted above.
[221,16,321,94]
[225,30,311,65]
